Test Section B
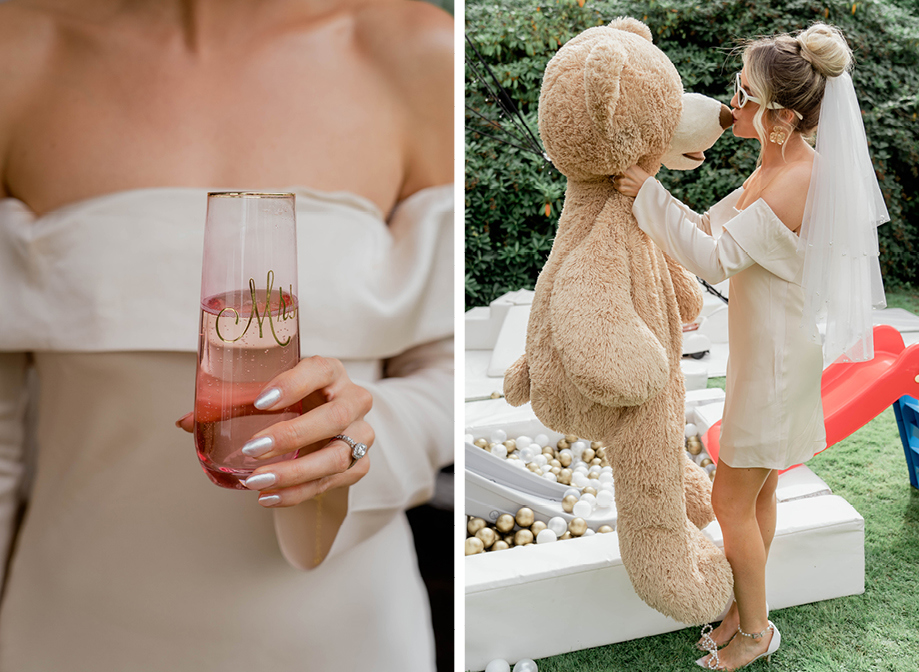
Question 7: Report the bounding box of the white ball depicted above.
[684,423,698,439]
[491,444,508,459]
[572,473,590,488]
[532,454,548,467]
[600,481,615,492]
[490,429,508,444]
[513,660,538,672]
[596,489,615,508]
[579,493,597,509]
[583,528,596,537]
[518,447,535,463]
[485,660,511,672]
[513,459,528,470]
[599,472,614,484]
[533,433,549,447]
[542,472,558,483]
[547,516,568,536]
[601,466,613,474]
[570,441,587,456]
[464,433,474,444]
[588,465,602,475]
[536,528,558,544]
[563,488,580,501]
[573,464,589,474]
[573,500,592,518]
[516,435,533,450]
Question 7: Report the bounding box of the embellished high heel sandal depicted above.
[695,621,781,670]
[694,602,769,652]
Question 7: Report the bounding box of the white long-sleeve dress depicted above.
[633,178,825,470]
[0,184,454,671]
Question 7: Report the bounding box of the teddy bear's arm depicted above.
[663,253,704,324]
[548,244,670,408]
[503,354,530,406]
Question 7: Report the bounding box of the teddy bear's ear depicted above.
[584,41,626,141]
[608,16,653,43]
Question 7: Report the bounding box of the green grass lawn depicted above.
[530,288,919,671]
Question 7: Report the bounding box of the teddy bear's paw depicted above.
[503,354,531,407]
[618,521,734,625]
[682,454,716,529]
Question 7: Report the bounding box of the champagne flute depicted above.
[194,192,301,489]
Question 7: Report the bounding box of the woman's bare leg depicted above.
[698,461,776,668]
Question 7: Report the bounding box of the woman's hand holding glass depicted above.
[179,355,373,507]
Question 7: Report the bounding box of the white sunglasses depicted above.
[734,72,803,120]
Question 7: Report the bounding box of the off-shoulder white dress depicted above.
[633,179,825,470]
[0,185,453,671]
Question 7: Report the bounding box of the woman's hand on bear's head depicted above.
[612,165,652,198]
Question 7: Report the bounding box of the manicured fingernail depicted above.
[244,473,277,490]
[258,494,281,507]
[242,436,274,457]
[175,412,192,428]
[254,388,281,410]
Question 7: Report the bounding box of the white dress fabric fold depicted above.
[0,184,454,671]
[633,179,825,470]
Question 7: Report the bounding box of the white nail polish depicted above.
[242,436,274,457]
[259,494,281,507]
[244,473,277,490]
[254,388,282,410]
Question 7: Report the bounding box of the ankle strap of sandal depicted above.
[737,623,772,640]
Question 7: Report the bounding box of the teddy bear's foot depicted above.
[503,353,531,407]
[619,518,734,625]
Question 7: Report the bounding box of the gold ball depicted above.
[565,434,578,443]
[558,469,573,485]
[467,517,486,536]
[700,458,713,468]
[557,439,570,450]
[507,454,520,461]
[687,441,703,456]
[549,459,561,469]
[475,527,497,549]
[568,517,588,537]
[598,525,614,534]
[709,469,717,481]
[591,441,604,450]
[504,534,516,546]
[542,446,555,456]
[582,448,596,463]
[527,463,540,473]
[591,457,602,466]
[583,486,598,497]
[588,472,600,480]
[559,453,572,468]
[562,494,578,513]
[465,537,485,555]
[515,507,535,528]
[514,529,534,546]
[491,540,509,552]
[474,438,488,449]
[531,521,548,536]
[504,439,517,451]
[495,514,515,534]
[559,531,572,540]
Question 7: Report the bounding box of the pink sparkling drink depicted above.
[194,192,300,489]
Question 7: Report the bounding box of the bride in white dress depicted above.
[0,1,453,670]
[614,24,886,671]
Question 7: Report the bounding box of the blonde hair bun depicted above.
[797,23,853,78]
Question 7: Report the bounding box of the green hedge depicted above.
[465,0,919,308]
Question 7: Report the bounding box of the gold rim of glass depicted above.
[207,191,295,198]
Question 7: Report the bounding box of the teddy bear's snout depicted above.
[720,104,734,130]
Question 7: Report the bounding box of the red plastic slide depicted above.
[703,324,919,472]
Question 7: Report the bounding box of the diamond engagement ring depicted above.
[333,434,368,470]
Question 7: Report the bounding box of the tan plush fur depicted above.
[504,17,733,625]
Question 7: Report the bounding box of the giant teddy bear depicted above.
[504,17,734,624]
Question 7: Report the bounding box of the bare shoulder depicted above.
[0,2,58,195]
[761,160,813,234]
[354,0,453,194]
